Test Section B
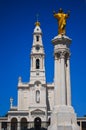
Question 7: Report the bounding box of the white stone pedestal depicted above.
[48,105,79,130]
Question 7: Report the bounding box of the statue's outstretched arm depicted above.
[53,13,59,19]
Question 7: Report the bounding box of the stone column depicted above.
[60,53,66,105]
[66,57,71,106]
[0,122,2,130]
[80,121,82,130]
[42,56,44,69]
[54,55,58,105]
[7,122,11,130]
[54,54,61,105]
[31,57,33,70]
[40,58,42,69]
[48,34,80,130]
[17,122,20,130]
[33,58,35,69]
[27,122,30,129]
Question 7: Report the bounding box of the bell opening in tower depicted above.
[36,59,40,69]
[36,35,39,42]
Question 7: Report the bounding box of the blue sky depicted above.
[0,0,86,117]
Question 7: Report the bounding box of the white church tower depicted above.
[30,21,46,84]
[17,21,48,127]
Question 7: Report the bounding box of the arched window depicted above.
[36,90,40,103]
[36,59,40,69]
[36,36,39,41]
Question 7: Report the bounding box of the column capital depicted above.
[54,53,60,60]
[59,51,66,59]
[59,51,70,59]
[60,52,65,59]
[65,52,71,60]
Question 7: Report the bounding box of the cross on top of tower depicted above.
[35,14,40,26]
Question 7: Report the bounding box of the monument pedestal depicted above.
[48,105,79,130]
[48,35,80,130]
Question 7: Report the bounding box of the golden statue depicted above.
[53,8,70,35]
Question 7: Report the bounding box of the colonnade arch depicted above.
[11,118,17,130]
[21,117,27,130]
[11,117,27,130]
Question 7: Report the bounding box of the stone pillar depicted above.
[80,121,82,130]
[54,55,58,105]
[54,54,61,105]
[0,122,2,130]
[60,53,66,105]
[27,122,30,129]
[17,122,20,130]
[42,56,44,69]
[48,35,79,130]
[31,57,33,70]
[7,122,11,130]
[66,57,71,106]
[33,58,35,69]
[40,58,42,69]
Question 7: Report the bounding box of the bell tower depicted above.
[30,21,46,84]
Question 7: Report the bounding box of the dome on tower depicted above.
[34,21,42,34]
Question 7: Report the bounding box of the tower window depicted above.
[36,90,40,103]
[36,59,40,69]
[36,36,39,41]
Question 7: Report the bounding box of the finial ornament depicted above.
[35,21,40,26]
[35,14,40,26]
[53,8,70,35]
[10,97,13,108]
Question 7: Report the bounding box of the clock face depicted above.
[36,45,40,51]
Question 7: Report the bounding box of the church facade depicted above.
[0,22,54,130]
[0,21,86,130]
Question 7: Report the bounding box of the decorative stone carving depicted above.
[31,109,45,115]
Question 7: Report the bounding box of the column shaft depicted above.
[7,122,11,130]
[17,122,20,130]
[66,58,71,105]
[54,57,58,105]
[60,57,66,105]
[0,122,2,130]
[54,56,61,105]
[80,121,82,130]
[27,122,30,129]
[43,56,44,69]
[31,57,33,70]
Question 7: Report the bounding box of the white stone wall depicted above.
[18,84,30,110]
[17,81,54,122]
[18,88,29,110]
[29,84,47,107]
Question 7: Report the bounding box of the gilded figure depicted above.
[53,8,70,35]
